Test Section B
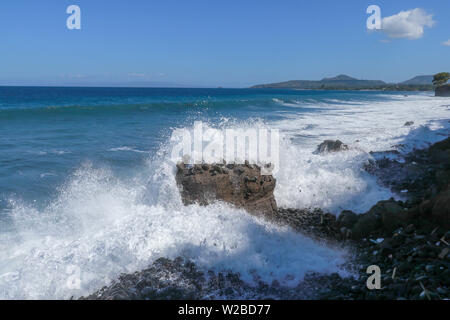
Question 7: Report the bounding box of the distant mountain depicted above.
[251,74,433,91]
[400,75,433,85]
[321,75,358,81]
[251,74,386,89]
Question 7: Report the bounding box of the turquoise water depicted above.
[0,87,448,299]
[0,87,400,207]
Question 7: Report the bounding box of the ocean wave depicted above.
[0,162,347,299]
[108,146,149,153]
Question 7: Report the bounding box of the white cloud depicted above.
[442,39,450,46]
[381,8,435,40]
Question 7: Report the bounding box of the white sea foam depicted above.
[168,94,449,213]
[108,146,149,153]
[0,163,347,299]
[271,94,450,212]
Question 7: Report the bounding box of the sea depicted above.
[0,86,449,299]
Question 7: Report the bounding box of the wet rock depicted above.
[379,201,410,232]
[350,198,410,239]
[314,140,349,154]
[435,84,450,97]
[176,162,277,217]
[428,138,450,166]
[430,187,450,226]
[274,208,339,241]
[351,212,382,239]
[438,248,449,260]
[425,265,435,273]
[337,210,359,229]
[404,224,415,234]
[435,170,450,189]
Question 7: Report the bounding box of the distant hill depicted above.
[251,74,433,91]
[251,74,386,89]
[321,75,357,81]
[400,75,433,85]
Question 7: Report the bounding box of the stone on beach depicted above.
[314,140,349,154]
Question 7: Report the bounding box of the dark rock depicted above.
[379,242,394,257]
[430,187,450,225]
[435,170,450,190]
[355,199,410,235]
[435,84,450,97]
[366,198,402,216]
[425,265,435,273]
[351,212,382,239]
[314,140,349,154]
[404,121,414,126]
[404,224,415,234]
[428,138,450,165]
[415,186,450,227]
[379,203,410,232]
[176,162,277,217]
[337,210,359,229]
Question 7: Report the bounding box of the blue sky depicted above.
[0,0,449,87]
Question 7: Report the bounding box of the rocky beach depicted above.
[82,135,450,300]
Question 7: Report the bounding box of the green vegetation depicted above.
[432,72,450,87]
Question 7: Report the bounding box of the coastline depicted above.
[82,135,450,300]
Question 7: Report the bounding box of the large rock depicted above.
[337,210,359,229]
[351,213,381,239]
[350,199,410,238]
[368,198,410,233]
[435,84,450,97]
[314,140,349,154]
[417,186,450,227]
[175,162,277,217]
[428,138,450,165]
[431,187,450,224]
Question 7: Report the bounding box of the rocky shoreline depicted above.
[82,137,450,300]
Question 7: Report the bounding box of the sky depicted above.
[0,0,449,87]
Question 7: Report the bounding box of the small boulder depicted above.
[435,170,450,190]
[337,210,359,229]
[314,140,349,154]
[367,198,410,232]
[430,187,450,226]
[404,121,414,126]
[351,213,382,239]
[366,198,403,216]
[426,137,450,165]
[404,224,415,235]
[379,201,410,232]
[350,198,410,238]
